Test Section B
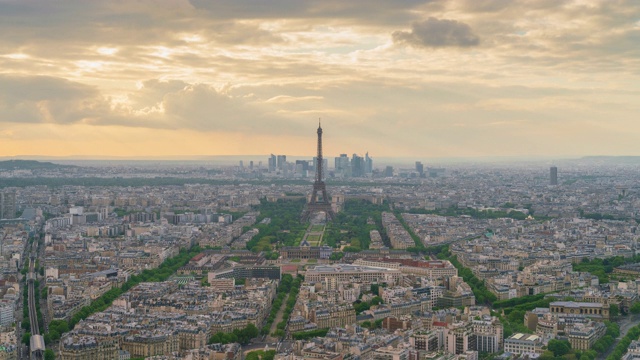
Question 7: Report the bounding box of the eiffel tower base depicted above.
[301,203,336,222]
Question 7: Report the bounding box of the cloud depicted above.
[0,75,110,124]
[393,17,480,48]
[0,75,312,135]
[1,0,640,158]
[189,0,432,25]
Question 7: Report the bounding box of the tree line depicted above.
[292,328,329,340]
[261,274,295,335]
[208,323,259,345]
[246,199,307,252]
[435,246,497,304]
[273,275,303,337]
[324,199,390,250]
[44,246,202,345]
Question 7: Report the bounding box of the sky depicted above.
[0,0,639,159]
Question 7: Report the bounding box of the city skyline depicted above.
[1,1,639,158]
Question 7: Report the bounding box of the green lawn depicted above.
[310,225,324,232]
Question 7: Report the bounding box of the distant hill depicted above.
[0,160,77,170]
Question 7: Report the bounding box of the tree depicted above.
[630,302,640,314]
[538,351,555,360]
[548,339,571,357]
[44,349,56,360]
[370,284,380,296]
[22,332,30,345]
[609,304,619,317]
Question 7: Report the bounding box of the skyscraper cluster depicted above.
[268,154,288,173]
[265,152,372,179]
[334,152,373,178]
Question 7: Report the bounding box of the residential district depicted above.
[1,158,640,360]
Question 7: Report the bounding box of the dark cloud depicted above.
[393,17,480,48]
[458,0,514,13]
[0,1,283,50]
[189,0,432,25]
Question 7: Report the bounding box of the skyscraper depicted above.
[0,191,16,219]
[415,161,424,176]
[365,152,373,175]
[277,155,287,170]
[268,154,277,172]
[351,154,364,177]
[335,154,350,175]
[550,166,558,185]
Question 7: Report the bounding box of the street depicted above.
[598,314,640,360]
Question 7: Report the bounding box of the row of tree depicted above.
[493,293,546,309]
[292,328,329,340]
[261,274,295,335]
[273,276,303,337]
[491,310,532,339]
[37,245,202,345]
[324,200,390,250]
[208,323,259,345]
[43,319,69,345]
[246,350,276,360]
[393,210,426,250]
[405,205,530,221]
[572,255,640,283]
[436,246,497,304]
[247,199,307,251]
[606,322,640,360]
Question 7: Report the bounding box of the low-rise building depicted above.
[549,301,609,321]
[503,333,543,355]
[567,321,606,350]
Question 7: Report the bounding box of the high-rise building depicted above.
[351,154,365,177]
[384,166,394,177]
[296,160,310,175]
[0,191,16,219]
[268,154,277,172]
[277,155,287,170]
[415,161,424,176]
[365,152,373,174]
[335,154,350,175]
[550,166,558,185]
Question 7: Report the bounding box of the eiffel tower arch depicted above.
[301,120,336,222]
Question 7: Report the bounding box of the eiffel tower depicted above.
[301,120,336,222]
